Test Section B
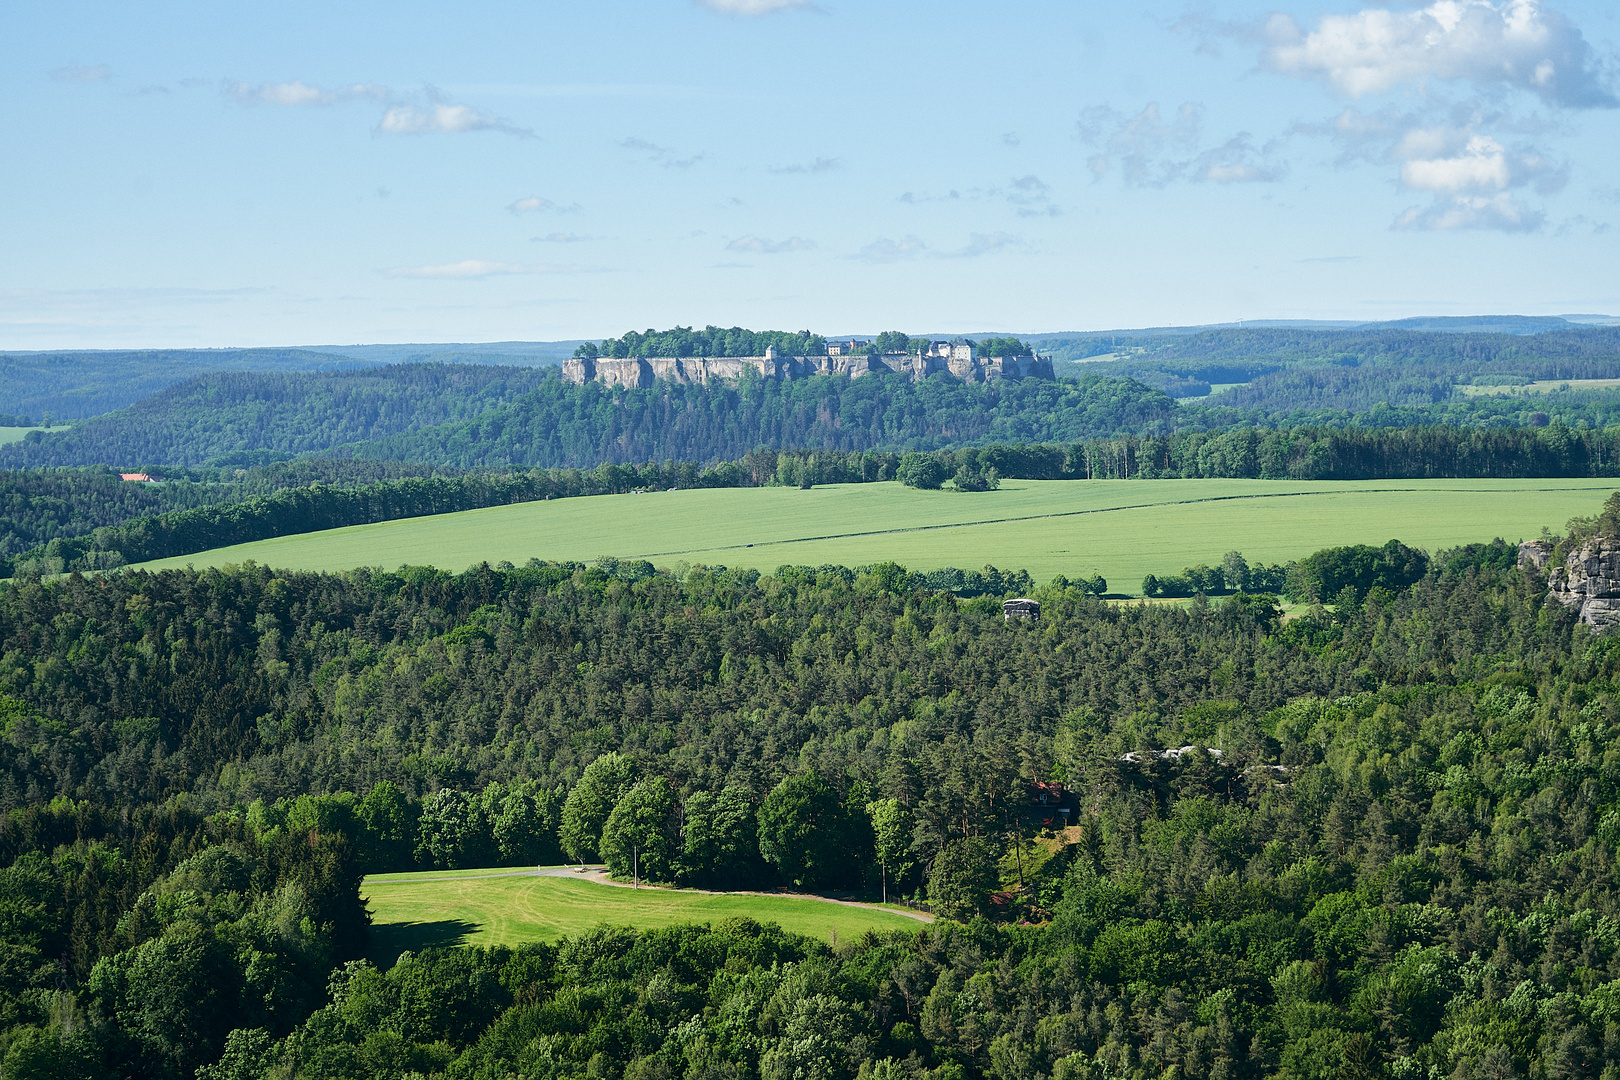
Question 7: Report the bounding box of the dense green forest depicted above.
[1068,326,1620,412]
[4,491,1620,1075]
[0,365,555,469]
[0,367,1178,470]
[0,348,383,420]
[10,325,1620,1078]
[0,461,467,562]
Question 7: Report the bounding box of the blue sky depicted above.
[4,0,1618,347]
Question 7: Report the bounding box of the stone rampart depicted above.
[561,351,1054,387]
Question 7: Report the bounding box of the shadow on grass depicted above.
[368,919,480,968]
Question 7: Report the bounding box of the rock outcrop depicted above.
[561,346,1055,388]
[1520,538,1620,630]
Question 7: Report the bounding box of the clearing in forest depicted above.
[363,867,925,963]
[133,477,1615,592]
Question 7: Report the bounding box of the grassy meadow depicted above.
[1457,379,1620,396]
[0,426,67,445]
[363,869,924,964]
[131,477,1616,592]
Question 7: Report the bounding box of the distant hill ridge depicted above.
[0,365,1174,470]
[6,317,1615,418]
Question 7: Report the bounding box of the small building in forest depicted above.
[1003,598,1040,620]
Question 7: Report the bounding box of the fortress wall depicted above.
[561,353,1052,387]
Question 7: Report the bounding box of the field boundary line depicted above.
[629,483,1612,560]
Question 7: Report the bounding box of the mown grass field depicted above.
[0,426,66,445]
[1457,379,1620,396]
[363,869,923,964]
[134,477,1616,593]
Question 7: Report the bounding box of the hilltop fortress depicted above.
[562,339,1055,389]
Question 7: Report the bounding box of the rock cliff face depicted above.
[1520,538,1620,630]
[561,350,1055,388]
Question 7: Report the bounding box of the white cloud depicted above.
[772,156,843,174]
[621,137,703,168]
[1077,102,1202,187]
[1078,103,1285,186]
[1402,134,1512,190]
[386,261,556,279]
[698,0,817,13]
[1391,131,1562,229]
[1394,192,1545,230]
[226,79,530,137]
[725,235,815,253]
[1265,0,1616,108]
[943,233,1020,258]
[379,103,530,137]
[1300,102,1566,229]
[1195,135,1290,183]
[848,233,1017,262]
[1006,175,1062,217]
[851,236,928,263]
[509,197,582,215]
[226,80,386,106]
[896,177,1063,216]
[51,64,111,83]
[533,232,594,243]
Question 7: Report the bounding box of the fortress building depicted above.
[561,341,1055,389]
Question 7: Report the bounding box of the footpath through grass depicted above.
[363,868,923,964]
[134,477,1616,592]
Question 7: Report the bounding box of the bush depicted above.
[896,454,949,490]
[951,463,1000,492]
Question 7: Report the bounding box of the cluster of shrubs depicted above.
[1142,540,1439,603]
[1142,551,1291,598]
[895,452,1000,492]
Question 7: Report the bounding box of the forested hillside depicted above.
[1,368,1178,469]
[1074,326,1620,412]
[348,371,1176,468]
[0,347,380,419]
[0,364,554,468]
[2,522,1620,1076]
[9,325,1620,473]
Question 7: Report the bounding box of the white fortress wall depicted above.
[561,347,1054,388]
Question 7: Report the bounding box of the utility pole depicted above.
[633,846,639,889]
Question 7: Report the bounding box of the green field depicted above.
[363,869,924,963]
[0,425,67,445]
[1457,379,1620,396]
[132,478,1615,592]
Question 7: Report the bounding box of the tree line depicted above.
[12,424,1620,578]
[573,325,829,360]
[0,460,465,563]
